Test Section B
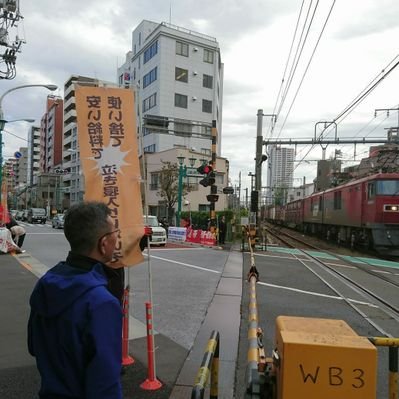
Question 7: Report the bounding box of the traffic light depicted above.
[206,194,219,203]
[198,164,215,187]
[197,163,211,175]
[250,190,259,212]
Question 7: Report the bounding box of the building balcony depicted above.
[64,109,77,125]
[64,121,77,134]
[63,96,75,111]
[63,135,72,145]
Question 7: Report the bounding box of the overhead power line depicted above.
[275,0,336,140]
[269,0,305,137]
[275,0,320,127]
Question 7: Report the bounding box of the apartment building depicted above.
[62,75,118,208]
[266,145,295,204]
[118,20,224,156]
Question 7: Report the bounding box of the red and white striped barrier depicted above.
[140,302,162,390]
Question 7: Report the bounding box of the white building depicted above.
[118,20,224,156]
[266,145,295,204]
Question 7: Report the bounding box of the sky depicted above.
[1,0,399,194]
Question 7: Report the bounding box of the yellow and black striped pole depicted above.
[192,330,220,399]
[246,228,262,394]
[368,337,399,399]
[209,120,218,236]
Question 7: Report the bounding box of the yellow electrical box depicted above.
[275,316,377,399]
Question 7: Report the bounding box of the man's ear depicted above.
[98,236,106,256]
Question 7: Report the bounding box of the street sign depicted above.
[14,151,22,159]
[223,186,234,194]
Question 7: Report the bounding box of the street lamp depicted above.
[176,156,197,227]
[0,83,58,202]
[176,156,186,227]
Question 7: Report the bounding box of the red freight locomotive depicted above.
[266,173,399,256]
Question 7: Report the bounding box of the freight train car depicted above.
[268,173,399,256]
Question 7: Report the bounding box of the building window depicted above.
[176,41,188,57]
[143,93,157,112]
[203,74,213,89]
[202,99,212,113]
[174,119,192,136]
[144,144,156,153]
[175,67,188,83]
[201,148,211,155]
[144,41,158,64]
[199,204,210,212]
[150,173,159,190]
[138,32,141,46]
[143,67,157,88]
[200,125,211,136]
[175,93,188,109]
[204,49,214,63]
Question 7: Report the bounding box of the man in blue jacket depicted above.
[28,201,123,399]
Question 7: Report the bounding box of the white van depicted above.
[143,216,167,246]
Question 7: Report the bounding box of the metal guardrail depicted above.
[192,330,220,399]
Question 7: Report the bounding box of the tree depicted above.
[157,161,188,224]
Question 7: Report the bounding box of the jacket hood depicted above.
[30,262,108,318]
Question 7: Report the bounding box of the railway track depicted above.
[263,224,399,336]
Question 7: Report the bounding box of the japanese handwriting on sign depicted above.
[101,163,122,261]
[108,96,122,110]
[86,96,103,159]
[107,96,125,147]
[87,95,102,120]
[109,123,125,146]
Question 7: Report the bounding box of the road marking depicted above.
[371,269,391,274]
[151,247,206,251]
[145,254,221,274]
[325,262,356,269]
[253,252,296,260]
[257,281,378,307]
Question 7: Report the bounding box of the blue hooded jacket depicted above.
[28,261,123,399]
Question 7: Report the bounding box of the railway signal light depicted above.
[196,163,211,175]
[198,164,215,187]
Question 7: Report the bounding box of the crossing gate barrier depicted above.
[192,330,220,399]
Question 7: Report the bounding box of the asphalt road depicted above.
[18,221,230,351]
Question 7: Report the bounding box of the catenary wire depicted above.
[275,0,336,141]
[269,0,305,138]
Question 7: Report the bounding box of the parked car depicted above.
[15,210,24,220]
[52,214,64,229]
[9,209,17,218]
[27,208,47,224]
[22,209,29,221]
[143,215,167,246]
